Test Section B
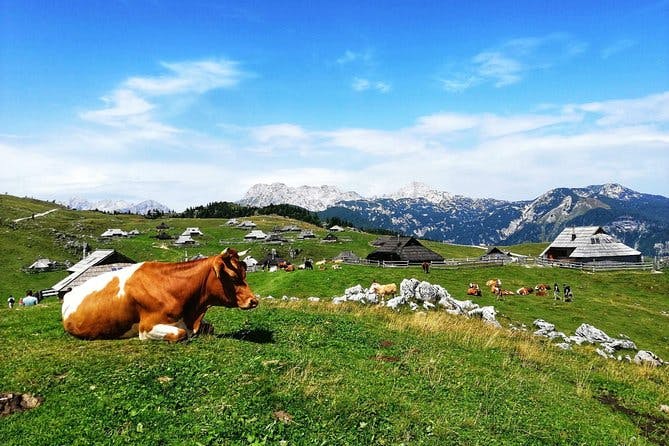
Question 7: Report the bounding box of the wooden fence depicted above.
[535,258,654,272]
[341,257,655,272]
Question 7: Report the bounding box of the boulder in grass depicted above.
[400,278,420,299]
[633,350,665,367]
[574,324,613,344]
[468,306,501,328]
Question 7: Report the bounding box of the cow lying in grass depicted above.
[466,283,482,296]
[61,248,257,342]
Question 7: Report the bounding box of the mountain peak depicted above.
[238,183,362,211]
[61,197,170,214]
[384,182,453,204]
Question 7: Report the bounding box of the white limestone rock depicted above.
[400,278,420,299]
[468,306,501,328]
[574,324,613,344]
[633,350,666,367]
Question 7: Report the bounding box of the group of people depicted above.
[553,283,573,302]
[6,290,38,309]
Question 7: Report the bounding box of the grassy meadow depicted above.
[1,194,668,445]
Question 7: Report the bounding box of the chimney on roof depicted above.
[571,227,576,241]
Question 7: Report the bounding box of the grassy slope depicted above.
[1,194,668,444]
[1,300,667,445]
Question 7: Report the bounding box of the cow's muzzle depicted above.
[240,297,259,310]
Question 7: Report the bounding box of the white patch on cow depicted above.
[139,320,188,341]
[61,262,145,321]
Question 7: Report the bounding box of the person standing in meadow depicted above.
[22,290,38,306]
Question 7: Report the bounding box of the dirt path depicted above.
[12,208,59,223]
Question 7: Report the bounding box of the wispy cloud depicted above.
[124,59,246,95]
[441,33,587,92]
[572,91,669,126]
[352,77,391,93]
[78,58,246,146]
[79,89,179,143]
[3,89,667,209]
[336,49,373,65]
[600,39,636,59]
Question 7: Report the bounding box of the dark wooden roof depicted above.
[366,236,444,262]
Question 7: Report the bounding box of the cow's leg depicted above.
[139,318,190,342]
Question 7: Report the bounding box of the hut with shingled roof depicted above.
[366,236,444,263]
[540,226,641,263]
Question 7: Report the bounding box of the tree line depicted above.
[177,201,339,228]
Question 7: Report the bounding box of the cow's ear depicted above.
[220,248,238,260]
[213,255,225,278]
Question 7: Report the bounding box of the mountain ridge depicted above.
[61,197,171,215]
[239,182,668,255]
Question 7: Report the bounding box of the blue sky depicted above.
[1,0,667,210]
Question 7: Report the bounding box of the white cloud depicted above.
[352,77,391,93]
[352,77,370,91]
[251,123,309,143]
[601,39,635,59]
[472,52,522,87]
[3,89,667,209]
[77,58,247,148]
[442,33,586,91]
[336,49,372,65]
[575,91,669,126]
[124,59,246,95]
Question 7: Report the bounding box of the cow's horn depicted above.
[237,249,249,257]
[221,248,229,255]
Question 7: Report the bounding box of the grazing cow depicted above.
[516,287,534,296]
[61,248,258,342]
[284,264,295,272]
[304,259,314,270]
[370,282,397,299]
[466,283,482,297]
[421,262,430,274]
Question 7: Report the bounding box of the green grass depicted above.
[1,300,668,445]
[1,194,668,445]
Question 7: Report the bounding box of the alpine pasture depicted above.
[1,194,668,445]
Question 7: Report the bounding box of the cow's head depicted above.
[211,248,258,310]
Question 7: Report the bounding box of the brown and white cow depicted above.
[61,248,257,342]
[516,287,534,296]
[534,283,550,296]
[466,283,482,297]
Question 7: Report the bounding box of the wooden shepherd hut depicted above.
[50,249,136,293]
[366,236,444,263]
[540,226,642,263]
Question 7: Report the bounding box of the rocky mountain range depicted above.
[62,182,668,255]
[240,182,669,255]
[61,197,171,215]
[238,183,363,211]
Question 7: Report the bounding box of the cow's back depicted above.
[62,263,144,339]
